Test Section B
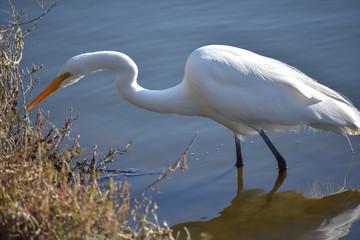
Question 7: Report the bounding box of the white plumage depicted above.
[27,45,360,170]
[184,45,360,136]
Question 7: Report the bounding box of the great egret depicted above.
[26,45,360,171]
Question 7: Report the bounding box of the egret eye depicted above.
[59,72,84,88]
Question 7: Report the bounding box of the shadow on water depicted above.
[172,168,360,240]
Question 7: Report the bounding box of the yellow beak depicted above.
[26,76,62,111]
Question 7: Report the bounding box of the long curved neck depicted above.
[117,80,197,115]
[87,51,198,115]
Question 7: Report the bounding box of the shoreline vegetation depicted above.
[0,1,195,239]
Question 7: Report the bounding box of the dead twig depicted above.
[132,132,198,200]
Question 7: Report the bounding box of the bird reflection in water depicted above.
[172,168,360,240]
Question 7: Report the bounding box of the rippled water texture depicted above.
[3,1,360,239]
[173,169,360,240]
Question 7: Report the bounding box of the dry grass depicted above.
[0,1,191,239]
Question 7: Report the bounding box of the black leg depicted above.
[258,129,287,171]
[234,135,243,168]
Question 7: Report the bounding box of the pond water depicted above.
[3,0,360,239]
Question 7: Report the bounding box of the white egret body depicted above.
[27,45,360,170]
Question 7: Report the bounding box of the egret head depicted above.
[26,56,87,111]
